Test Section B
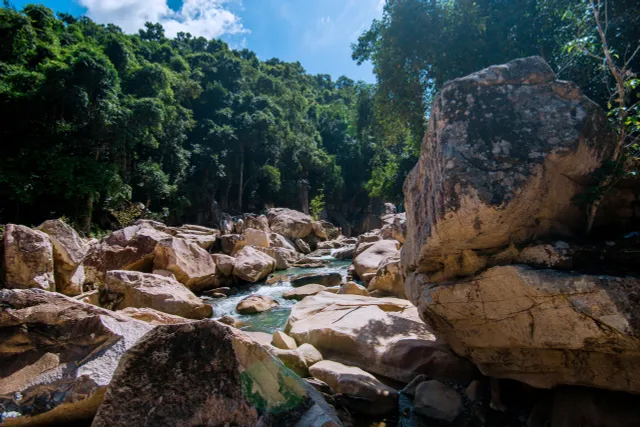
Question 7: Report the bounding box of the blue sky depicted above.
[12,0,383,83]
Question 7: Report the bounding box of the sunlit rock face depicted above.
[402,56,616,283]
[413,265,640,393]
[0,289,153,426]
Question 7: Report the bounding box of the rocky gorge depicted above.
[1,57,640,426]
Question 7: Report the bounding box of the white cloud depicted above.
[79,0,247,39]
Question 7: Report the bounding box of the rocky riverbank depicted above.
[2,57,640,427]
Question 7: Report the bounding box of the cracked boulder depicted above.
[0,289,153,426]
[403,56,617,285]
[91,320,341,427]
[413,264,640,393]
[285,292,477,384]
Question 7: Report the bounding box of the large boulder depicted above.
[242,228,271,248]
[285,292,477,383]
[220,234,241,254]
[267,208,314,239]
[353,239,400,281]
[233,246,276,283]
[83,223,171,285]
[283,284,327,301]
[403,56,616,285]
[0,289,153,426]
[309,360,398,416]
[153,237,218,292]
[2,225,55,292]
[38,219,89,296]
[211,253,235,276]
[91,321,341,427]
[414,264,640,393]
[269,233,298,252]
[101,270,212,320]
[243,214,270,232]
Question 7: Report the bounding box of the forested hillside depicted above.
[0,4,389,233]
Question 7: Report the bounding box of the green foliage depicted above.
[310,191,325,221]
[0,5,385,227]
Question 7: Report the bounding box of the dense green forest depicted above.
[1,0,638,234]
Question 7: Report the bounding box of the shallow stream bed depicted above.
[202,258,351,333]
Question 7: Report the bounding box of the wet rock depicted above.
[414,380,463,423]
[3,224,55,292]
[267,208,314,239]
[309,360,398,416]
[286,293,477,383]
[290,272,342,288]
[91,320,341,427]
[0,289,152,426]
[153,236,218,292]
[233,246,276,283]
[283,284,327,301]
[272,330,297,350]
[38,219,89,296]
[101,270,212,320]
[415,264,640,393]
[236,294,279,314]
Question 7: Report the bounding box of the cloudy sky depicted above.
[13,0,384,82]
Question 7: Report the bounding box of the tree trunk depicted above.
[81,192,93,236]
[237,142,245,212]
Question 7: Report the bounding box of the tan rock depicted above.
[220,234,241,254]
[244,214,270,232]
[368,258,406,299]
[272,330,297,350]
[338,281,369,296]
[236,294,279,314]
[285,293,476,383]
[255,246,299,270]
[295,238,311,254]
[233,246,276,283]
[174,232,217,249]
[283,284,327,301]
[211,253,235,276]
[102,270,212,320]
[268,348,309,377]
[153,236,217,292]
[119,307,194,325]
[38,219,89,296]
[91,321,341,427]
[517,242,574,269]
[83,223,171,285]
[242,228,270,248]
[333,244,356,260]
[267,208,313,239]
[290,272,342,287]
[309,360,398,416]
[3,224,54,291]
[269,233,298,251]
[403,57,616,283]
[74,289,100,306]
[414,380,463,422]
[353,239,400,280]
[297,343,323,368]
[412,264,640,393]
[312,221,328,239]
[0,289,153,426]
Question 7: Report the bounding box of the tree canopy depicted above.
[0,5,386,232]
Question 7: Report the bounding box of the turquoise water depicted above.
[204,259,351,333]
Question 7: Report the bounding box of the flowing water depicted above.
[203,258,351,333]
